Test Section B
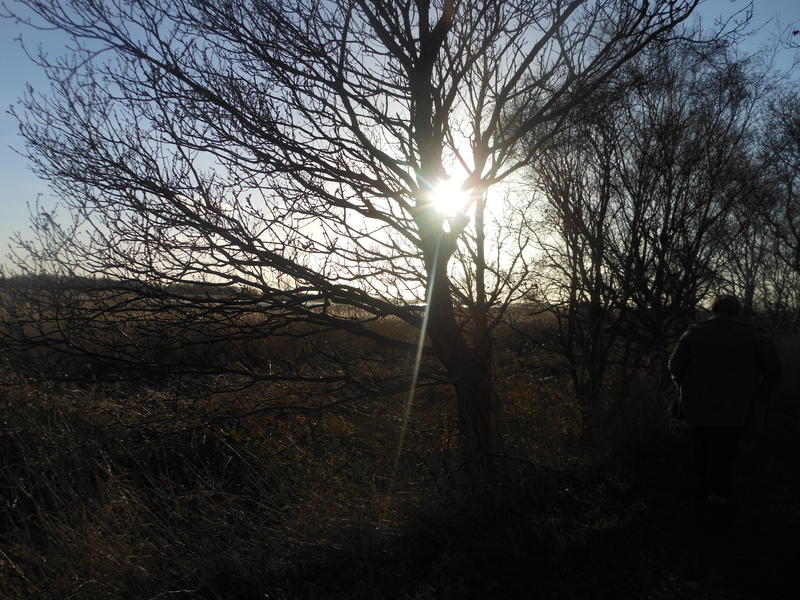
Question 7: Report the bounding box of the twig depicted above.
[0,548,30,583]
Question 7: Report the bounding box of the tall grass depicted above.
[0,315,686,598]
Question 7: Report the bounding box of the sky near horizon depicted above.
[0,0,798,270]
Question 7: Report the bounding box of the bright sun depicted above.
[430,177,469,217]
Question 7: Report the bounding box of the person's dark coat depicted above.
[668,314,781,428]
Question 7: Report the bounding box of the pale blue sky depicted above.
[1,0,798,267]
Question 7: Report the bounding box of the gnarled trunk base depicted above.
[454,359,493,486]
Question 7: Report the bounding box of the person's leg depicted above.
[704,427,743,500]
[691,427,717,576]
[693,427,712,498]
[713,427,743,499]
[701,428,743,576]
[705,428,723,499]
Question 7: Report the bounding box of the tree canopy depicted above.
[6,0,708,478]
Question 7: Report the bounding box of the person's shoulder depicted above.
[676,320,705,341]
[714,317,771,344]
[686,315,754,339]
[704,315,753,329]
[687,317,719,331]
[692,319,713,327]
[678,321,700,333]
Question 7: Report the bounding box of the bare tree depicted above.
[761,90,800,326]
[517,85,626,411]
[5,0,701,482]
[520,37,766,418]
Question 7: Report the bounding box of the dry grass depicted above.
[0,360,463,599]
[0,339,670,600]
[7,317,786,599]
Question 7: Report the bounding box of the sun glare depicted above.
[431,177,469,217]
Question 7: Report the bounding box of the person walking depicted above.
[668,295,781,506]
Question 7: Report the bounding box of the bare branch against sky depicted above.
[0,0,713,481]
[1,1,797,261]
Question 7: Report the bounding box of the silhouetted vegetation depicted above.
[3,0,716,480]
[2,321,798,598]
[1,0,799,597]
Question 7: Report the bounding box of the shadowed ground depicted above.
[266,377,799,600]
[2,343,796,599]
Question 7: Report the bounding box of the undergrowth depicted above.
[1,332,797,599]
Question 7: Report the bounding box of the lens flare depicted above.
[383,235,442,525]
[431,177,468,217]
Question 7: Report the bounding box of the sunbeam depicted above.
[384,234,442,522]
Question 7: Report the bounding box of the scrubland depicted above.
[1,317,798,599]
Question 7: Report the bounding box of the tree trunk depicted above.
[422,246,494,486]
[454,355,493,483]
